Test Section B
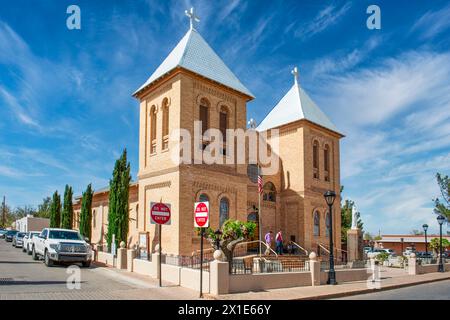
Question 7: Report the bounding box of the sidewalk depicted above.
[206,269,450,300]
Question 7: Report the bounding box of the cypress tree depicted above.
[107,157,120,250]
[61,185,74,229]
[50,191,61,228]
[117,150,131,247]
[79,184,94,241]
[107,149,131,251]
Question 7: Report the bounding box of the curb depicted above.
[300,275,450,300]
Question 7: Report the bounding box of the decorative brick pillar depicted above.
[209,250,229,295]
[408,253,417,275]
[116,242,127,270]
[127,249,137,272]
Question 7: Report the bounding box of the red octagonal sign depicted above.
[150,202,171,225]
[194,201,209,228]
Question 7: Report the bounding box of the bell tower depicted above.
[133,8,254,255]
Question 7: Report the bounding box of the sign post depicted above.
[150,201,171,288]
[194,201,209,298]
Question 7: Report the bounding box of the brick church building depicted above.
[74,9,344,257]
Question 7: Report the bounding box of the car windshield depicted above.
[17,232,26,237]
[48,230,82,240]
[7,230,18,235]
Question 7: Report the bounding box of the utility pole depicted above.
[1,196,6,228]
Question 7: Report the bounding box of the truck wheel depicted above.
[82,260,91,268]
[27,245,32,255]
[44,250,54,267]
[22,246,26,252]
[32,246,39,260]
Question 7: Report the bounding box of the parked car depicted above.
[380,248,395,256]
[5,230,18,242]
[22,231,41,254]
[0,229,8,239]
[416,251,433,258]
[32,228,92,267]
[12,232,26,248]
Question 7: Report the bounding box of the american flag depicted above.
[258,175,263,194]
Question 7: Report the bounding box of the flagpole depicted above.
[258,165,262,257]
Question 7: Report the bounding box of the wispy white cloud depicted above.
[309,36,382,78]
[412,3,450,40]
[312,48,450,234]
[293,2,352,40]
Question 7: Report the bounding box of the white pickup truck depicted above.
[32,228,92,267]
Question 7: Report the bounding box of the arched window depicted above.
[313,140,319,179]
[162,98,169,150]
[324,144,330,181]
[199,193,209,203]
[199,98,209,136]
[150,106,157,154]
[325,212,331,237]
[219,106,228,143]
[313,211,320,236]
[136,204,139,228]
[219,197,229,227]
[263,182,276,202]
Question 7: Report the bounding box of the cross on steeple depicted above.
[291,66,299,86]
[185,7,200,30]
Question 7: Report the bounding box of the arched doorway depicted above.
[247,211,259,252]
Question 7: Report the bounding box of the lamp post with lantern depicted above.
[437,215,445,273]
[323,190,337,285]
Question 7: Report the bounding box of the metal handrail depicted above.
[290,241,308,255]
[318,243,330,254]
[236,240,278,258]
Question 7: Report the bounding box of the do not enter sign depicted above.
[150,202,171,225]
[194,201,209,228]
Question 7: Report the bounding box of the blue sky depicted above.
[0,0,449,235]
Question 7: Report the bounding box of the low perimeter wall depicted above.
[417,263,450,274]
[96,252,115,267]
[132,257,210,293]
[229,272,311,293]
[320,268,368,285]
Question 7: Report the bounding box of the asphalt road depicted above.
[0,238,198,300]
[335,280,450,300]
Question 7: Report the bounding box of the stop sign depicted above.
[194,201,209,228]
[150,202,171,225]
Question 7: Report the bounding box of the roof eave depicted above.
[133,67,255,102]
[258,119,345,138]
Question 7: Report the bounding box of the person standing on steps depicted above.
[275,230,284,255]
[264,231,273,255]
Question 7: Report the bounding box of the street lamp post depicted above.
[437,215,445,273]
[422,224,429,262]
[323,190,337,285]
[400,237,404,256]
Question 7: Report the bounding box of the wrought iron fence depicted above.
[231,258,310,274]
[164,254,212,271]
[320,259,367,271]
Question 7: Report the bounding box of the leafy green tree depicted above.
[107,149,131,250]
[1,202,13,228]
[429,237,450,254]
[13,205,36,219]
[411,229,424,235]
[79,184,94,242]
[50,191,61,228]
[36,197,52,218]
[200,219,256,272]
[433,173,450,221]
[364,232,373,241]
[61,185,74,229]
